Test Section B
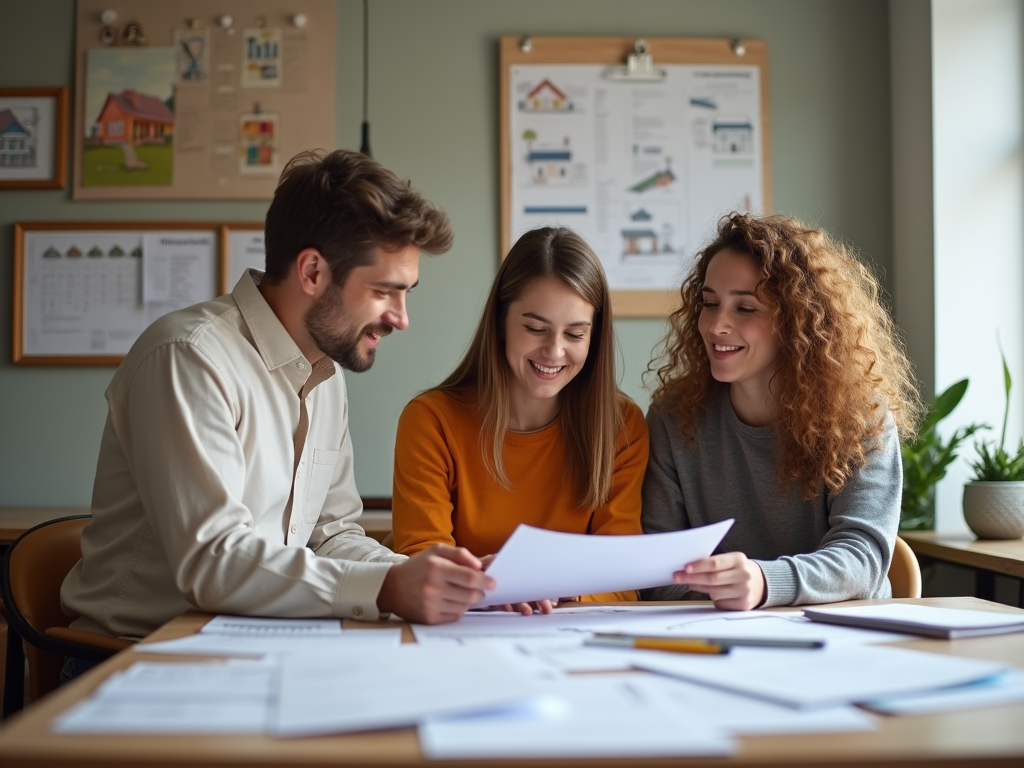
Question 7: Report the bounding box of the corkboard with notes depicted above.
[73,0,336,200]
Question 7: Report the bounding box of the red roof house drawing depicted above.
[93,89,175,144]
[522,79,573,112]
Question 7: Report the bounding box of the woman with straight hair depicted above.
[391,227,648,609]
[643,212,922,610]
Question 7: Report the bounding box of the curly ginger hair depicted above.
[651,213,922,497]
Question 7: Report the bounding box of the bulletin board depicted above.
[13,221,224,365]
[501,36,771,317]
[73,0,336,200]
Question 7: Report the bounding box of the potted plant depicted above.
[900,379,985,531]
[963,348,1024,539]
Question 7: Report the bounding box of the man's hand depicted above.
[673,552,766,611]
[376,544,495,624]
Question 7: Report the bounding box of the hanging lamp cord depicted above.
[360,0,372,156]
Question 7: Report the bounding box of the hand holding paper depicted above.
[475,519,734,607]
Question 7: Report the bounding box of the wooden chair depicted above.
[1,516,133,717]
[888,535,922,598]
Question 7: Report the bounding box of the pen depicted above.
[590,633,824,650]
[584,634,730,655]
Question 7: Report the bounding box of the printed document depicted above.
[476,519,733,606]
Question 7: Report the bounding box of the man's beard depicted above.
[305,291,391,372]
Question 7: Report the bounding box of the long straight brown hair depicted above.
[434,227,626,510]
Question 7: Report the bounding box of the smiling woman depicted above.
[390,227,649,609]
[642,212,924,611]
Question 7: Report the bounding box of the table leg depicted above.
[976,570,996,602]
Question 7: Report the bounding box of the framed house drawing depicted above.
[0,87,68,190]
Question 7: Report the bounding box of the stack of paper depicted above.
[803,604,1024,638]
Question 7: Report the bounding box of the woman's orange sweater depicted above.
[391,389,649,602]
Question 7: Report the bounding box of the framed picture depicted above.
[0,87,68,189]
[13,221,222,365]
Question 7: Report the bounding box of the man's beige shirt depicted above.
[62,271,405,639]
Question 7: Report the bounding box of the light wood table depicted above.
[901,531,1024,607]
[1,597,1023,768]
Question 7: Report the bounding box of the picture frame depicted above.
[13,221,222,365]
[0,87,68,189]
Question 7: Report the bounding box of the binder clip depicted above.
[607,39,666,82]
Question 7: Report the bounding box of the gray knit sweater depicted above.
[642,388,900,607]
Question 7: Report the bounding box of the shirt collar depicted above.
[233,269,318,372]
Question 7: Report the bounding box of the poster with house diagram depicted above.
[510,64,763,291]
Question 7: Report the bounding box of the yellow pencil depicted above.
[585,633,730,655]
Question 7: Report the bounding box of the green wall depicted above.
[0,0,892,504]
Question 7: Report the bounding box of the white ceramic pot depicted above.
[962,481,1024,539]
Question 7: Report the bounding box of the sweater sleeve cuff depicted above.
[332,561,394,621]
[754,559,798,608]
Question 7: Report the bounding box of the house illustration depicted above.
[713,119,754,154]
[629,167,676,193]
[93,89,175,145]
[621,209,659,255]
[520,79,573,112]
[0,109,32,166]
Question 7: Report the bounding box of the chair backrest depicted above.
[888,535,922,599]
[3,516,90,700]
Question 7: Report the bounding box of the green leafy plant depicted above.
[900,379,986,531]
[970,347,1024,481]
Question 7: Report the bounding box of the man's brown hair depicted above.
[263,149,453,285]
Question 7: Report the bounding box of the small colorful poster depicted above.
[238,112,279,175]
[175,29,210,83]
[242,28,283,88]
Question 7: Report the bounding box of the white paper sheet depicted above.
[633,644,1008,709]
[419,674,735,759]
[413,605,732,644]
[136,629,401,658]
[53,660,274,733]
[55,698,270,733]
[201,615,343,635]
[862,669,1024,715]
[141,231,218,322]
[476,520,733,607]
[632,674,876,735]
[273,644,541,736]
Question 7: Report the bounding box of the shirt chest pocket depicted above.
[302,448,341,524]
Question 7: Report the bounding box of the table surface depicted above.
[0,507,394,545]
[1,597,1023,768]
[901,531,1024,579]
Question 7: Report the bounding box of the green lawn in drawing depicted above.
[82,143,174,186]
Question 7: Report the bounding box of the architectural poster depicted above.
[509,64,764,292]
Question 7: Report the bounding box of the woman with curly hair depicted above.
[643,212,922,610]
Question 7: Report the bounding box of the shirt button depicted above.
[352,606,365,618]
[296,361,307,370]
[290,524,297,534]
